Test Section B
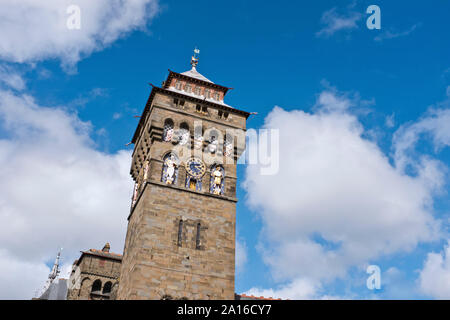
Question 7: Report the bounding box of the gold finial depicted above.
[190,47,200,69]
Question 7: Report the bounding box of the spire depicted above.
[190,47,200,70]
[48,248,62,282]
[36,248,62,298]
[181,47,214,83]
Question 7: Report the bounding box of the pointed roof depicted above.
[75,247,123,265]
[164,69,230,93]
[181,67,213,83]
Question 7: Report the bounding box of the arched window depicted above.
[161,153,179,185]
[194,126,204,150]
[206,129,219,153]
[177,219,183,247]
[163,119,174,142]
[79,277,91,297]
[178,122,190,146]
[210,165,225,195]
[196,223,201,249]
[102,282,112,295]
[91,279,102,293]
[224,134,233,157]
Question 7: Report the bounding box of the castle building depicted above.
[67,243,122,300]
[116,51,250,300]
[53,51,252,300]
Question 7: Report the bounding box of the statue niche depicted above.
[161,153,179,185]
[210,165,225,195]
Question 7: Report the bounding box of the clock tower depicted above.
[117,52,250,300]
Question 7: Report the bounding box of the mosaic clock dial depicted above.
[185,158,206,179]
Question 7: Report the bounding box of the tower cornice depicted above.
[164,69,232,93]
[131,85,250,144]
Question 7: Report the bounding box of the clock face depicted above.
[185,158,206,179]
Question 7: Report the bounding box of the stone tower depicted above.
[117,53,250,300]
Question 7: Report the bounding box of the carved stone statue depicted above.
[211,166,223,195]
[163,155,177,184]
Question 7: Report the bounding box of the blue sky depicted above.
[0,0,450,299]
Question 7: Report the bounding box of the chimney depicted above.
[102,242,111,253]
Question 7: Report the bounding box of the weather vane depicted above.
[190,47,200,69]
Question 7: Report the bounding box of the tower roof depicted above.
[181,67,213,83]
[164,69,230,93]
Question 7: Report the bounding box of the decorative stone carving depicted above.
[162,153,179,185]
[210,165,224,195]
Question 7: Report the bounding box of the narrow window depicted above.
[179,123,190,146]
[91,279,102,293]
[202,106,208,113]
[204,89,211,99]
[185,84,192,93]
[206,131,218,154]
[175,80,182,90]
[218,110,223,118]
[177,220,183,246]
[180,100,185,106]
[196,223,201,249]
[163,119,174,142]
[194,126,204,150]
[103,282,112,295]
[173,98,179,105]
[196,104,201,112]
[194,86,201,95]
[224,134,233,157]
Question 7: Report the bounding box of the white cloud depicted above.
[316,7,362,38]
[385,113,395,128]
[236,239,248,273]
[113,112,122,120]
[0,249,50,299]
[246,278,320,300]
[393,98,450,181]
[243,88,444,299]
[374,24,421,42]
[419,241,450,299]
[0,0,159,71]
[0,88,133,299]
[0,65,26,91]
